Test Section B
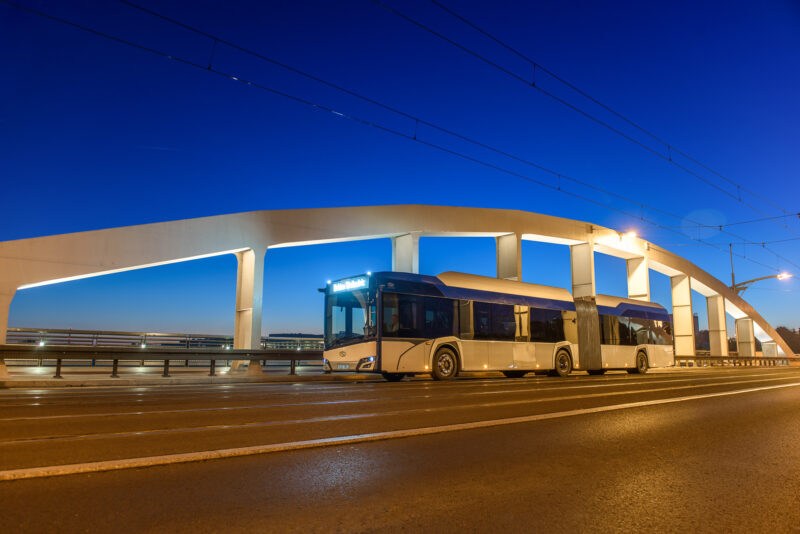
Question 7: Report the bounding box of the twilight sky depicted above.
[1,0,798,336]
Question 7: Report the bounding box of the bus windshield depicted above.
[325,289,376,349]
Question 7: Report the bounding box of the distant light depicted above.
[38,341,45,347]
[777,272,793,280]
[366,271,372,276]
[483,364,488,369]
[296,346,301,351]
[140,343,147,349]
[326,280,331,284]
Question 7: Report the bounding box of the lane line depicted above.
[0,375,792,445]
[1,380,799,480]
[0,371,789,421]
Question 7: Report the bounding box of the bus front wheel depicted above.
[633,352,649,374]
[431,347,458,381]
[382,372,405,382]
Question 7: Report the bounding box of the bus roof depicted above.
[595,294,670,321]
[436,272,574,302]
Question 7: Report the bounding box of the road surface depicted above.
[2,367,800,533]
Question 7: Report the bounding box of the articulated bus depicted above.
[323,271,674,381]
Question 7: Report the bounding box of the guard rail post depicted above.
[53,358,63,379]
[110,359,119,378]
[290,358,296,375]
[162,359,170,378]
[209,359,216,377]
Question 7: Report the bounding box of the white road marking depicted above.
[1,371,787,421]
[0,375,792,445]
[1,380,798,481]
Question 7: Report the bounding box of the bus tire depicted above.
[382,372,405,382]
[502,370,527,378]
[633,351,649,374]
[553,350,572,378]
[431,347,458,381]
[587,369,606,376]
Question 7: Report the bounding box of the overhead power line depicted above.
[372,0,800,238]
[0,0,792,275]
[114,0,800,273]
[669,212,800,230]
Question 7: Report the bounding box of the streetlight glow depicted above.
[777,272,792,280]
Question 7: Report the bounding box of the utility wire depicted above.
[428,0,793,218]
[373,0,800,238]
[115,0,800,273]
[667,212,800,230]
[0,0,788,275]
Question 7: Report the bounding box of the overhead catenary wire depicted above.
[428,0,794,219]
[112,0,800,273]
[0,0,789,275]
[373,0,800,238]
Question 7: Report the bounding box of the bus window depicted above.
[530,308,565,342]
[628,317,650,345]
[492,304,516,340]
[422,296,455,338]
[382,293,419,338]
[459,300,473,339]
[650,320,673,345]
[618,316,632,345]
[599,314,621,345]
[473,302,492,339]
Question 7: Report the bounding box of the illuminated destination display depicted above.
[332,276,368,292]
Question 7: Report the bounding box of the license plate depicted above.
[337,364,350,370]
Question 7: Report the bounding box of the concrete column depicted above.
[232,247,266,375]
[392,232,420,273]
[735,318,756,357]
[496,233,521,281]
[670,274,695,357]
[570,242,595,298]
[626,256,650,301]
[706,295,729,357]
[0,289,13,378]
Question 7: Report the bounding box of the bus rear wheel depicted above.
[382,372,405,382]
[551,350,572,378]
[432,347,458,381]
[633,351,649,374]
[502,370,527,378]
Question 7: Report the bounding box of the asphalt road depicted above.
[2,367,800,533]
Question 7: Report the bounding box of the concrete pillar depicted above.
[670,274,695,357]
[762,341,778,358]
[392,232,420,273]
[231,247,266,375]
[706,295,729,357]
[736,318,756,357]
[570,242,595,298]
[496,233,521,281]
[626,256,650,301]
[0,289,13,378]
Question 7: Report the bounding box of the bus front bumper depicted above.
[323,356,378,373]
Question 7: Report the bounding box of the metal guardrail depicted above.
[674,355,796,368]
[0,344,323,378]
[5,327,324,351]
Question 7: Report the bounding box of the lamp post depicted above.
[729,244,792,295]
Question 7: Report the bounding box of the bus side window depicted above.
[459,300,473,339]
[562,310,578,344]
[473,302,492,339]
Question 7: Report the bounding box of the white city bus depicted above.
[323,271,673,381]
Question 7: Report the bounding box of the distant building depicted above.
[263,333,323,350]
[693,313,700,334]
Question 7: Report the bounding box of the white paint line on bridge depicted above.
[1,380,799,481]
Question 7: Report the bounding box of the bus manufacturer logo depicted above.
[338,350,346,358]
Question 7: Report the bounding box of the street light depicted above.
[729,244,792,295]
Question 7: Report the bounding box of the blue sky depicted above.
[2,0,798,335]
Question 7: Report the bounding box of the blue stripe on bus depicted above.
[373,272,575,311]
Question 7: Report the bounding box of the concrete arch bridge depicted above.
[0,206,791,371]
